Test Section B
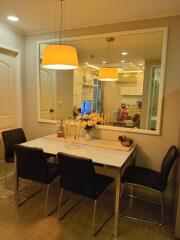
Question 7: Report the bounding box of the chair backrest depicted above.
[14,144,48,183]
[2,128,26,162]
[57,152,97,198]
[160,145,179,190]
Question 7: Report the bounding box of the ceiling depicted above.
[0,0,180,35]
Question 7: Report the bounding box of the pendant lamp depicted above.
[42,0,79,70]
[98,67,119,81]
[98,37,118,81]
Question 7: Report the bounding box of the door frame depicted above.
[0,44,22,131]
[146,65,160,129]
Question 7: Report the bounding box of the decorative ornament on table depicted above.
[118,135,134,147]
[56,119,64,138]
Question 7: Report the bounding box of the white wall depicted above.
[0,22,25,94]
[0,22,25,159]
[56,70,73,119]
[23,16,180,200]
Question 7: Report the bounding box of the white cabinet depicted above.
[120,86,143,95]
[120,73,144,96]
[73,69,83,107]
[73,68,95,107]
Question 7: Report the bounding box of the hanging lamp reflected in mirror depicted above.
[98,67,119,81]
[98,37,118,81]
[42,0,79,70]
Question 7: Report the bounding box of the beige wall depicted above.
[102,81,121,121]
[56,70,73,119]
[23,16,180,200]
[0,22,25,159]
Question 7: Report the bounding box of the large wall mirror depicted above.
[37,27,168,135]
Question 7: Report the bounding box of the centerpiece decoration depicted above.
[80,113,104,140]
[118,135,134,147]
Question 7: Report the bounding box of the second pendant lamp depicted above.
[98,37,118,81]
[41,0,79,70]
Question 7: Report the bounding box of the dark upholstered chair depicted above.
[131,113,140,128]
[14,144,60,215]
[121,145,179,225]
[57,152,113,235]
[2,128,27,184]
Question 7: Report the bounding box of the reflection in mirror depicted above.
[38,28,166,133]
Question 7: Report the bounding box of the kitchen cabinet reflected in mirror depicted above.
[38,28,167,132]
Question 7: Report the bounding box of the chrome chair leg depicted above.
[4,162,8,185]
[17,178,41,207]
[58,188,64,218]
[16,176,20,205]
[120,183,126,198]
[130,184,134,208]
[45,184,58,216]
[121,183,165,226]
[160,192,164,226]
[45,184,50,216]
[92,199,114,236]
[58,192,83,220]
[92,200,97,236]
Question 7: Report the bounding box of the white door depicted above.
[40,68,56,120]
[0,50,18,132]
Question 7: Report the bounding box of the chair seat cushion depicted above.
[121,166,163,191]
[94,174,114,199]
[47,162,60,184]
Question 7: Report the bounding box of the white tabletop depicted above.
[22,136,136,168]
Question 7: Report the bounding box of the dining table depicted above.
[21,134,136,238]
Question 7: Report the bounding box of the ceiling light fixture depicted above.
[98,68,119,81]
[98,37,118,81]
[102,61,107,64]
[7,16,19,22]
[87,64,100,70]
[118,70,143,74]
[121,51,128,56]
[121,60,126,63]
[42,0,79,70]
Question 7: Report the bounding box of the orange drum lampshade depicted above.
[41,44,79,70]
[98,67,119,81]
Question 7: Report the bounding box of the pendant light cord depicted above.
[59,0,64,44]
[106,37,114,66]
[55,0,58,42]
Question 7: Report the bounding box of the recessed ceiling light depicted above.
[7,16,19,22]
[121,60,126,63]
[121,51,128,56]
[102,61,107,64]
[139,63,144,66]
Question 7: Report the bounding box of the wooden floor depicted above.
[0,175,175,240]
[0,161,15,180]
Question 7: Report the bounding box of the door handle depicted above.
[49,108,54,113]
